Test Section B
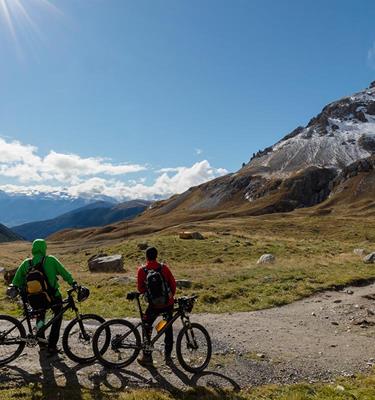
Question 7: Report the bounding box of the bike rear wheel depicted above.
[93,319,141,369]
[62,313,107,363]
[176,322,212,373]
[0,315,26,366]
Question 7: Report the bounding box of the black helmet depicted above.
[77,286,90,302]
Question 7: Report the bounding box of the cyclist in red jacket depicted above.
[137,247,176,367]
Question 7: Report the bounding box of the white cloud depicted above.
[0,137,228,201]
[368,42,375,69]
[0,137,146,184]
[195,148,203,155]
[0,137,40,164]
[43,151,145,180]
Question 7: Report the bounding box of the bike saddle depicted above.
[126,292,140,300]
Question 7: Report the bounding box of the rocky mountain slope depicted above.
[12,200,151,241]
[248,81,375,175]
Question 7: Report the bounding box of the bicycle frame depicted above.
[1,289,80,343]
[120,296,192,351]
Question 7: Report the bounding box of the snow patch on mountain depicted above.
[248,84,375,176]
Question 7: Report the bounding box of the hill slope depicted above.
[13,200,151,241]
[0,224,23,243]
[142,81,375,217]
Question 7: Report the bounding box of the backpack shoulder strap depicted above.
[142,266,149,275]
[34,256,46,270]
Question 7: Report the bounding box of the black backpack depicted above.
[25,257,53,311]
[143,264,170,306]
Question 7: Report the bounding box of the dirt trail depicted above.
[2,283,375,395]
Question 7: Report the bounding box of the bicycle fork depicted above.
[75,312,91,342]
[181,316,198,351]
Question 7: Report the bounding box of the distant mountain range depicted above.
[12,200,151,241]
[49,81,375,241]
[0,190,112,227]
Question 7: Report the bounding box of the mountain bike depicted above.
[92,292,212,373]
[0,286,109,365]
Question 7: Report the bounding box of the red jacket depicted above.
[137,260,176,307]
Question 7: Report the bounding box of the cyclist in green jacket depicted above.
[9,239,77,356]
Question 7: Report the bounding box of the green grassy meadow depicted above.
[1,213,375,318]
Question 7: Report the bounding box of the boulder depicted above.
[137,243,149,251]
[257,254,276,264]
[88,253,108,262]
[88,255,124,273]
[108,276,136,285]
[354,248,367,257]
[176,279,193,289]
[179,231,204,240]
[363,252,375,264]
[4,268,17,285]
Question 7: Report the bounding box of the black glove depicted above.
[6,285,18,299]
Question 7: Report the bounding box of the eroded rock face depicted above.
[358,134,375,154]
[88,255,124,272]
[333,156,375,184]
[282,167,338,208]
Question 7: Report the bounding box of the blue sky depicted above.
[0,0,375,199]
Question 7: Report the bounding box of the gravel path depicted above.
[1,283,375,395]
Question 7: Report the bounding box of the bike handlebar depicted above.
[174,295,198,303]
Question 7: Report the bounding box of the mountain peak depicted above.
[246,84,375,176]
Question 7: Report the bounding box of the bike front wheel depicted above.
[62,313,107,363]
[0,315,26,366]
[93,319,142,369]
[176,322,212,373]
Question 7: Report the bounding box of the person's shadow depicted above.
[38,350,83,400]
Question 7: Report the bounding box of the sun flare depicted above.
[0,0,60,46]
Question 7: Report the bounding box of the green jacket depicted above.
[12,239,74,298]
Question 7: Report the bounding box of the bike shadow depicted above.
[93,358,241,398]
[2,355,240,399]
[144,358,241,394]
